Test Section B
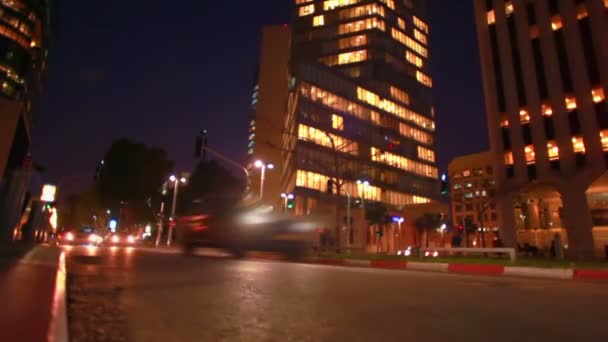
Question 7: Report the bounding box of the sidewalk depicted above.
[0,244,68,342]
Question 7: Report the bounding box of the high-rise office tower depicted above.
[474,0,608,259]
[250,0,439,249]
[0,0,50,240]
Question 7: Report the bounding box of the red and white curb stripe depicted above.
[306,258,608,281]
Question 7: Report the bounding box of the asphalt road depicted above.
[65,246,608,342]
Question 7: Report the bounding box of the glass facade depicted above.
[288,0,437,208]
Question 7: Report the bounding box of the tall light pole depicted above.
[280,192,294,212]
[393,217,404,251]
[254,160,273,200]
[167,174,187,246]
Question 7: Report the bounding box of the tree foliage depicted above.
[96,139,173,223]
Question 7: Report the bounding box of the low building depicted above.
[448,151,498,247]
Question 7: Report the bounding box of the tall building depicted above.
[0,0,50,240]
[250,0,439,249]
[448,151,498,247]
[474,0,608,258]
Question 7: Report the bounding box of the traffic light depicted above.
[287,197,295,210]
[440,173,449,197]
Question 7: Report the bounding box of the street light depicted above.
[167,174,187,246]
[392,217,405,252]
[280,193,295,211]
[254,160,273,200]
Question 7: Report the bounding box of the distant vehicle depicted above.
[103,232,138,247]
[56,226,103,246]
[175,193,318,260]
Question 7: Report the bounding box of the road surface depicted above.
[65,246,608,341]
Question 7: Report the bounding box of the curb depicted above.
[305,258,608,281]
[48,250,68,342]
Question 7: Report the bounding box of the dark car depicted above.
[56,226,103,246]
[175,193,317,259]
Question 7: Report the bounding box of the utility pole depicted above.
[155,201,164,247]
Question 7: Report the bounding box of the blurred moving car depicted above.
[56,226,103,246]
[104,232,138,247]
[176,193,318,260]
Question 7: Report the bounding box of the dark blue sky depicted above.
[32,0,488,193]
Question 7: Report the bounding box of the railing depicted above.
[423,247,517,262]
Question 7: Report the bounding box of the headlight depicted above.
[111,235,120,243]
[65,232,74,241]
[89,234,101,243]
[127,235,135,244]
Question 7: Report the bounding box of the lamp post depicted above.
[393,217,404,251]
[167,174,187,246]
[254,160,274,200]
[357,179,370,248]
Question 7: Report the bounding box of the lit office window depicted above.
[519,109,530,123]
[332,114,344,131]
[416,71,432,87]
[320,49,368,66]
[504,151,514,165]
[417,146,435,162]
[405,51,423,68]
[487,10,496,25]
[338,3,385,20]
[414,29,427,45]
[524,145,535,164]
[551,16,563,31]
[296,0,313,4]
[541,104,553,116]
[601,131,608,151]
[592,87,605,103]
[371,147,438,179]
[399,123,433,145]
[565,96,577,111]
[313,15,325,26]
[299,4,315,16]
[390,86,409,105]
[357,87,434,130]
[547,141,559,160]
[391,28,428,57]
[298,124,358,155]
[572,136,586,153]
[412,16,428,33]
[380,0,395,10]
[505,1,514,16]
[397,17,405,30]
[338,18,385,34]
[324,0,360,10]
[338,34,367,49]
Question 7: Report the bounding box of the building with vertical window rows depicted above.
[474,0,608,259]
[250,0,439,251]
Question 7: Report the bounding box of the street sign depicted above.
[41,184,57,202]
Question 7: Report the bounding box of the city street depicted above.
[65,246,608,342]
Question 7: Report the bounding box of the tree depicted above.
[97,139,174,225]
[365,202,392,253]
[177,160,243,215]
[414,213,443,248]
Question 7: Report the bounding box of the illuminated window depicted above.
[391,28,428,57]
[397,17,405,30]
[487,10,496,25]
[504,151,514,165]
[357,87,434,130]
[519,109,530,123]
[324,0,360,10]
[601,131,608,151]
[338,18,385,35]
[413,16,428,34]
[380,0,395,10]
[462,170,471,177]
[320,50,368,66]
[371,147,438,179]
[524,145,535,164]
[298,124,358,155]
[399,123,433,145]
[541,104,553,116]
[592,87,605,103]
[547,141,559,160]
[299,4,315,16]
[296,0,313,3]
[338,34,367,49]
[338,3,385,20]
[405,51,423,68]
[565,96,577,111]
[414,29,427,45]
[505,1,514,16]
[416,71,432,87]
[500,118,509,127]
[389,86,409,105]
[551,16,562,31]
[332,114,344,130]
[572,136,585,153]
[576,4,588,20]
[417,146,435,163]
[313,15,325,26]
[371,111,381,125]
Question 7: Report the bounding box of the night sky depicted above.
[31,0,488,194]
